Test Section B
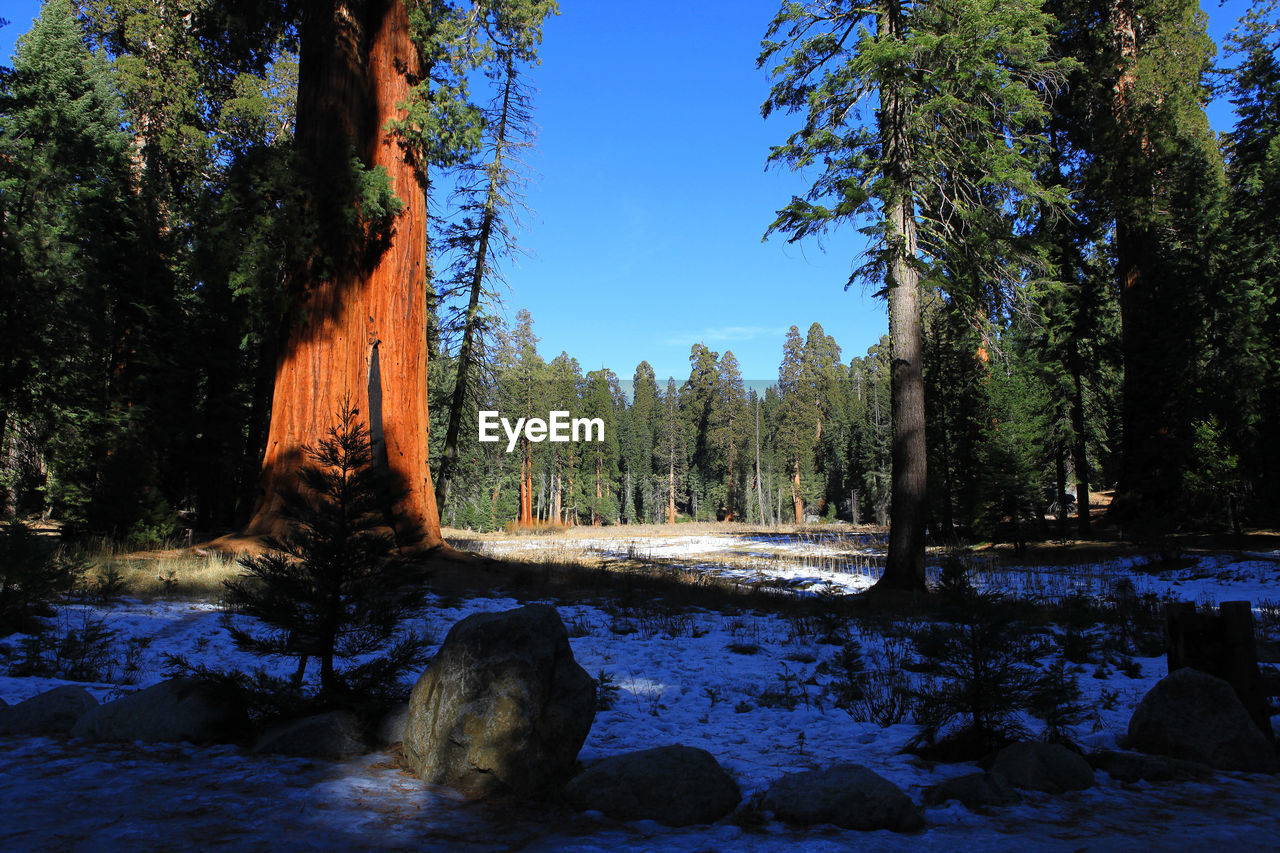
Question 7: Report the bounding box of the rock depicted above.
[403,604,596,796]
[70,678,246,744]
[1087,750,1213,784]
[923,772,1021,809]
[374,702,410,747]
[565,745,741,826]
[1126,668,1280,772]
[0,686,98,736]
[761,763,924,832]
[988,742,1094,794]
[254,710,366,759]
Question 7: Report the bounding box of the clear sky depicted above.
[0,0,1255,383]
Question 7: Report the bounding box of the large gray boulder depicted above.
[70,678,246,744]
[988,742,1094,794]
[1126,667,1279,772]
[923,771,1022,809]
[761,764,924,832]
[254,710,366,759]
[403,604,596,797]
[0,686,98,736]
[564,745,740,826]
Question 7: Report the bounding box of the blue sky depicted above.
[1,0,1255,382]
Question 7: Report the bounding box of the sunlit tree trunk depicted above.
[519,442,533,525]
[792,460,804,524]
[667,461,676,524]
[247,1,441,546]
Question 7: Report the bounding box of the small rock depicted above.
[374,703,410,747]
[1088,750,1213,784]
[254,710,366,759]
[761,763,924,832]
[0,686,98,736]
[988,742,1094,794]
[923,772,1021,809]
[71,678,246,744]
[564,745,741,826]
[1127,668,1279,772]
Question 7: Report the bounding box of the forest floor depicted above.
[3,522,1280,850]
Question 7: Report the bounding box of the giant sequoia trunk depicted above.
[1106,0,1197,532]
[246,1,442,546]
[873,0,928,593]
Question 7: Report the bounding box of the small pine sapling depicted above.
[1029,659,1089,747]
[222,402,431,710]
[909,591,1044,759]
[0,520,87,635]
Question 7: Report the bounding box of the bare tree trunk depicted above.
[792,458,803,524]
[874,0,927,593]
[519,442,533,525]
[1108,0,1175,528]
[594,454,602,525]
[1071,358,1091,535]
[754,396,766,525]
[247,1,441,545]
[553,469,561,523]
[667,460,676,524]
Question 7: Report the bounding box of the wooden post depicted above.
[1165,600,1274,743]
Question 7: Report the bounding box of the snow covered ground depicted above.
[3,535,1280,850]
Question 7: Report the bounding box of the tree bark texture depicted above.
[792,459,803,524]
[247,1,441,546]
[876,0,928,593]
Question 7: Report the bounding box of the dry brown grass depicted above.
[85,541,244,599]
[443,520,884,542]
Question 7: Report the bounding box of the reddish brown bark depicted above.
[666,461,676,524]
[518,447,533,526]
[246,2,441,546]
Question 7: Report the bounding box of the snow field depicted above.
[2,535,1280,849]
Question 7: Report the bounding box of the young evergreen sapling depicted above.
[223,402,430,708]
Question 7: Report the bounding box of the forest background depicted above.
[1,0,1278,554]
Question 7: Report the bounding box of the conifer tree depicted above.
[1220,0,1280,518]
[582,369,622,525]
[495,308,546,525]
[655,378,689,524]
[434,0,557,516]
[226,402,429,705]
[777,326,819,523]
[712,351,749,520]
[1089,0,1220,529]
[761,0,1070,589]
[0,0,138,527]
[627,362,660,523]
